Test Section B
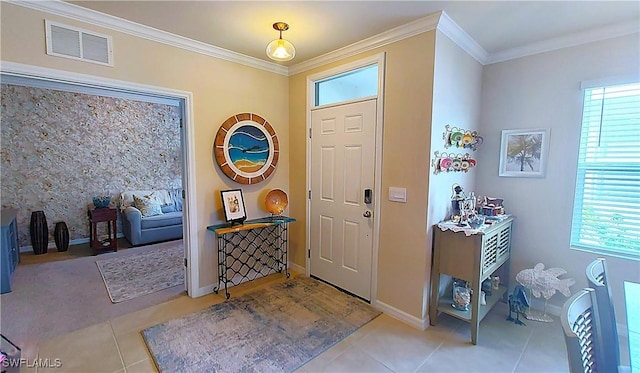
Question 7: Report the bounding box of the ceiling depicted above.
[69,1,640,67]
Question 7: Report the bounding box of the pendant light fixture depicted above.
[266,22,296,62]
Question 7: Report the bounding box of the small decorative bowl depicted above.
[93,196,111,209]
[265,189,288,215]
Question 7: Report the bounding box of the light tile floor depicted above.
[28,273,573,373]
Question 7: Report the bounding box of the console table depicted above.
[430,216,513,344]
[88,207,117,255]
[207,216,295,299]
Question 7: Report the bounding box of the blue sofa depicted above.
[119,189,183,246]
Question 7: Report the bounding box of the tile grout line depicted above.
[510,321,536,373]
[413,318,465,372]
[353,345,396,372]
[109,321,127,372]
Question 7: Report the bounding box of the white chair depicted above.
[586,258,630,373]
[562,288,603,373]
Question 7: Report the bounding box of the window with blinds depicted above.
[570,81,640,261]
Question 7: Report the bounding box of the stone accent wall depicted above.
[0,84,181,247]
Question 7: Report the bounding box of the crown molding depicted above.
[486,20,640,65]
[8,0,637,74]
[288,12,441,76]
[6,0,289,76]
[436,12,489,64]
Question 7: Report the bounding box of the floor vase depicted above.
[30,211,48,255]
[54,221,69,252]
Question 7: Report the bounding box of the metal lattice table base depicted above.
[213,219,291,299]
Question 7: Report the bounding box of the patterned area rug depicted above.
[96,243,184,303]
[142,276,381,372]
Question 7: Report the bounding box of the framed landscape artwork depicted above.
[499,128,550,178]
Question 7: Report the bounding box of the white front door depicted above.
[310,99,376,301]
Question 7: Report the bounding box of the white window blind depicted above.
[570,81,640,261]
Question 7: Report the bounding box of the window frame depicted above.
[570,77,640,261]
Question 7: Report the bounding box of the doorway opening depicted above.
[0,62,197,297]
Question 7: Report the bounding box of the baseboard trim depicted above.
[374,299,429,330]
[19,234,125,253]
[288,262,305,275]
[191,285,214,298]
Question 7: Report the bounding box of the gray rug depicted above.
[96,242,184,303]
[142,276,381,372]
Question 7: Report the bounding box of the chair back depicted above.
[586,258,620,371]
[562,288,603,373]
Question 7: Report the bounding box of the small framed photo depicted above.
[220,189,247,223]
[499,128,550,178]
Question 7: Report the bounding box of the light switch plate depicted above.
[389,187,406,203]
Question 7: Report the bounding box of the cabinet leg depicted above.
[471,323,478,345]
[429,274,440,326]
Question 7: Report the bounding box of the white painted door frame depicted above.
[0,61,200,297]
[305,53,386,305]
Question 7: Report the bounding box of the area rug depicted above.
[96,243,184,303]
[142,276,381,372]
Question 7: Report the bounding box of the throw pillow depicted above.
[133,194,163,217]
[161,204,176,213]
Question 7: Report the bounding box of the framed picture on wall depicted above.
[499,128,550,178]
[220,189,247,224]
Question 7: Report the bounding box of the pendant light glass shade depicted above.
[266,22,295,62]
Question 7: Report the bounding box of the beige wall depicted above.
[0,3,290,292]
[289,31,437,319]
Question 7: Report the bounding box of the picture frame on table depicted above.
[220,189,247,224]
[499,128,550,178]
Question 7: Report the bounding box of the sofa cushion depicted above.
[140,211,183,229]
[168,188,183,212]
[120,190,173,211]
[133,194,163,217]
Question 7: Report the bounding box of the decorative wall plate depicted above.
[432,151,477,175]
[214,113,279,184]
[443,124,483,151]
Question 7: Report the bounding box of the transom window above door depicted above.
[314,64,378,107]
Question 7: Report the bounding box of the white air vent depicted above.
[45,20,113,66]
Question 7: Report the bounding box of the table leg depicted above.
[112,219,117,251]
[92,222,97,253]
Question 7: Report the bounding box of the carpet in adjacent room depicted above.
[96,242,184,303]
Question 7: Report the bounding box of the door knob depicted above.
[363,210,372,218]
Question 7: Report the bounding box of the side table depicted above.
[88,207,117,254]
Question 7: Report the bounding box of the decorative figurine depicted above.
[491,275,500,290]
[507,285,530,326]
[450,184,466,220]
[516,263,575,322]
